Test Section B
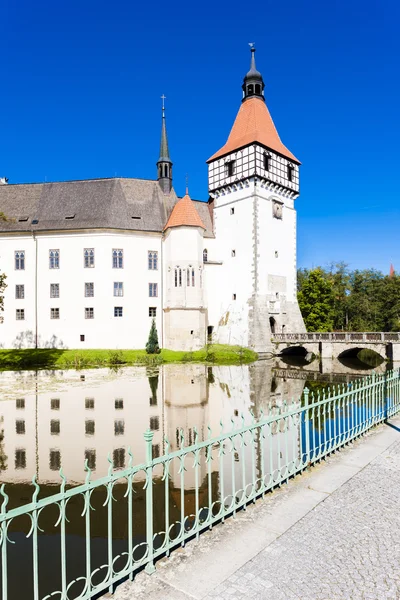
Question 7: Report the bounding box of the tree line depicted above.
[297,263,400,332]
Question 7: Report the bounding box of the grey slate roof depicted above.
[0,178,214,238]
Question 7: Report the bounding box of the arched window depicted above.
[187,267,190,287]
[192,268,195,287]
[174,268,178,287]
[49,249,60,269]
[269,317,276,334]
[247,84,254,96]
[255,84,261,95]
[203,249,208,263]
[179,268,182,287]
[164,165,168,177]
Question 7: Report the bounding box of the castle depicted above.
[0,47,305,352]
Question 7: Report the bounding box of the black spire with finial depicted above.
[242,44,265,102]
[157,95,173,194]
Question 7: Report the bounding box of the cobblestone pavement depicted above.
[203,437,400,600]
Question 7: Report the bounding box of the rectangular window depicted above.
[85,308,94,319]
[113,448,125,469]
[148,251,158,270]
[114,419,125,436]
[49,450,61,471]
[287,165,294,182]
[15,449,26,470]
[49,249,60,269]
[84,248,95,268]
[233,293,237,300]
[231,250,236,257]
[112,249,123,269]
[50,283,60,298]
[85,449,96,471]
[149,283,158,297]
[15,251,25,270]
[149,307,157,317]
[152,444,160,459]
[264,153,270,171]
[150,416,159,431]
[16,420,25,435]
[85,282,94,297]
[115,398,124,410]
[50,308,60,320]
[85,398,95,410]
[113,282,123,297]
[16,398,25,409]
[51,398,60,410]
[114,306,123,317]
[226,161,235,177]
[230,207,235,215]
[50,420,60,435]
[85,420,95,435]
[16,309,25,321]
[80,334,85,342]
[15,284,25,299]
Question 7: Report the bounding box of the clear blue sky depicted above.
[2,0,399,273]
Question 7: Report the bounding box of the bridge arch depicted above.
[338,347,385,369]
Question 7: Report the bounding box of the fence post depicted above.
[144,429,156,575]
[304,387,310,466]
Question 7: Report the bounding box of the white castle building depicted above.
[0,47,305,352]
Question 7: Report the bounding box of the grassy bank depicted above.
[0,345,258,370]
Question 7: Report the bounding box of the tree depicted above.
[297,268,335,331]
[146,319,160,354]
[0,271,6,321]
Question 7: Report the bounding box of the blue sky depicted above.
[1,0,399,273]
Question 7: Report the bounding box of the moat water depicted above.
[0,352,389,599]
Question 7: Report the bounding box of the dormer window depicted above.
[263,153,271,172]
[287,164,294,182]
[226,161,235,178]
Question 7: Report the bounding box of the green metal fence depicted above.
[1,369,399,599]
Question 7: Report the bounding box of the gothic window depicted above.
[49,250,60,269]
[149,283,158,297]
[263,153,271,171]
[287,164,294,182]
[114,282,123,296]
[203,249,208,263]
[15,284,24,299]
[50,308,60,319]
[50,283,59,298]
[15,251,25,270]
[174,268,182,287]
[114,306,123,317]
[187,268,190,287]
[148,251,158,270]
[85,282,94,297]
[192,268,195,287]
[226,161,235,177]
[84,248,95,268]
[112,249,123,269]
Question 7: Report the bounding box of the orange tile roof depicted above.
[207,97,299,163]
[164,193,206,231]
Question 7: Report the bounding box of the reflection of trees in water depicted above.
[0,416,7,471]
[147,368,159,405]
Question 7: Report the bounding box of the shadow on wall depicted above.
[11,331,68,350]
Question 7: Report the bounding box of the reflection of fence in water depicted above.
[1,370,399,600]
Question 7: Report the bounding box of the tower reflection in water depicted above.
[0,363,305,599]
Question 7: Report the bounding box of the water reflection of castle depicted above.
[0,363,305,486]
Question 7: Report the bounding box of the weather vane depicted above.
[249,42,255,49]
[185,173,189,195]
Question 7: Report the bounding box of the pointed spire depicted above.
[390,264,395,277]
[157,95,173,194]
[242,44,265,102]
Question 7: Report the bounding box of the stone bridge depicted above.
[271,332,400,362]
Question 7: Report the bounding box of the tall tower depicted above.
[206,45,305,351]
[157,97,173,194]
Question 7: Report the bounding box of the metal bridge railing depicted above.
[1,369,400,599]
[272,332,400,342]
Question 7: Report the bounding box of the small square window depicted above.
[16,420,25,434]
[85,398,95,410]
[51,398,60,410]
[232,293,236,300]
[50,308,60,320]
[113,282,123,297]
[114,419,125,435]
[85,420,95,436]
[85,283,94,297]
[150,416,159,431]
[231,250,236,257]
[113,448,125,469]
[15,449,26,470]
[49,249,60,269]
[149,307,157,317]
[15,285,25,299]
[115,398,124,410]
[16,398,25,409]
[114,306,123,317]
[85,308,94,319]
[50,283,59,298]
[230,207,235,215]
[84,248,95,268]
[149,283,158,297]
[49,449,61,471]
[16,309,25,320]
[50,420,60,435]
[80,334,85,342]
[85,449,96,471]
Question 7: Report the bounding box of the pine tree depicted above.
[146,319,160,354]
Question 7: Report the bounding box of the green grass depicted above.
[0,345,258,370]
